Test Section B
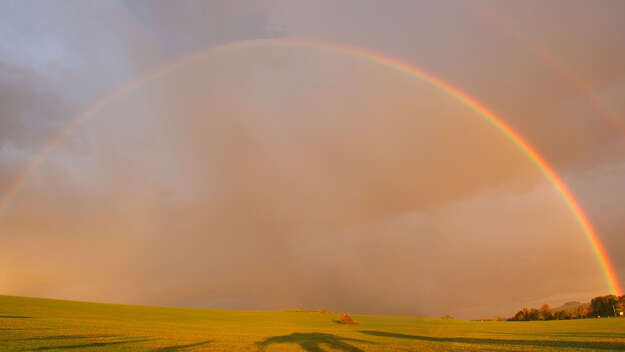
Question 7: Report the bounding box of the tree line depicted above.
[508,295,625,321]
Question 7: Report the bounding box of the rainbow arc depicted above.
[1,38,620,295]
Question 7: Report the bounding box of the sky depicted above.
[1,0,625,319]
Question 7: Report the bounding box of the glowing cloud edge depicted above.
[0,37,621,296]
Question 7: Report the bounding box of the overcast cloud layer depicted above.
[2,0,625,319]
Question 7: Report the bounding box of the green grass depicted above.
[2,295,625,351]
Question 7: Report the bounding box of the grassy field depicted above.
[2,295,625,351]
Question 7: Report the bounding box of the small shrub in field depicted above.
[441,314,454,320]
[336,312,357,324]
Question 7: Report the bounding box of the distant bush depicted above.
[538,304,553,320]
[509,306,551,321]
[441,314,454,320]
[336,312,357,324]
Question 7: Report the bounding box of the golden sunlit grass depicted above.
[2,295,625,351]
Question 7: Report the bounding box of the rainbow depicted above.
[0,38,621,295]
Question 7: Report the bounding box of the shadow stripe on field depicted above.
[2,334,117,342]
[26,338,153,351]
[359,330,625,350]
[152,340,212,351]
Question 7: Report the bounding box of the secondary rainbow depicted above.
[465,2,625,136]
[1,38,621,295]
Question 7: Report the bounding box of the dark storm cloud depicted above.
[124,0,270,53]
[0,62,73,191]
[0,63,67,146]
[0,0,270,197]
